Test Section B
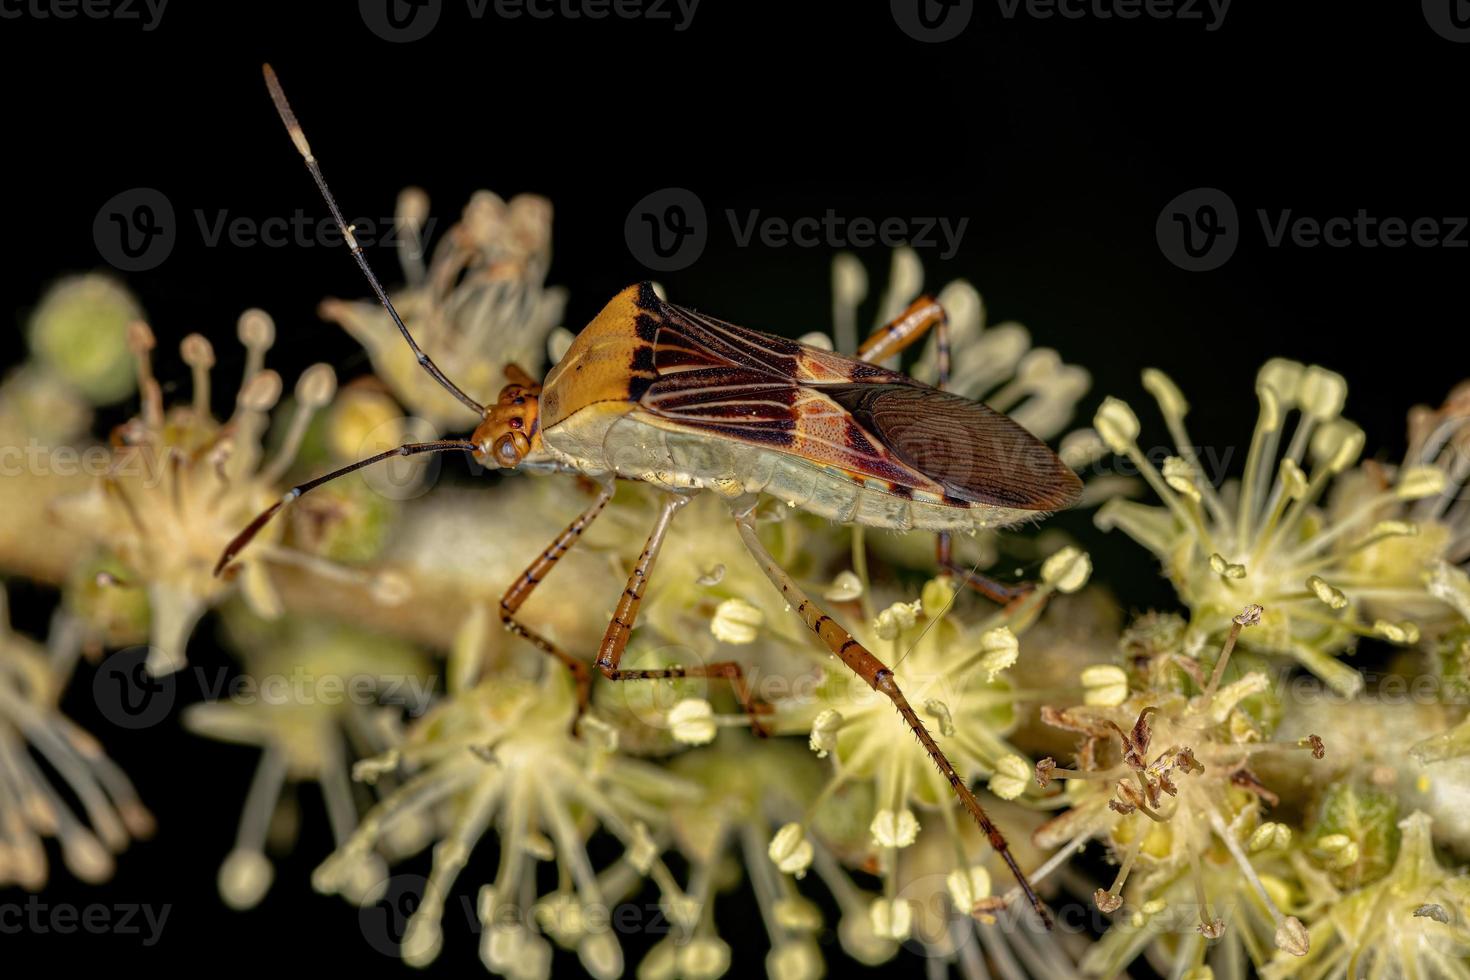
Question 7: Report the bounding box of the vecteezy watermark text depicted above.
[625,188,968,272]
[890,0,1228,42]
[359,0,698,43]
[995,0,1230,30]
[0,0,166,29]
[1157,187,1469,271]
[93,646,439,730]
[93,187,434,273]
[0,898,170,946]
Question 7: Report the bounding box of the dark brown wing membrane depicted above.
[823,384,1082,511]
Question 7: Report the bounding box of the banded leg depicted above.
[596,495,772,737]
[732,507,1052,928]
[498,485,613,707]
[857,295,951,375]
[856,297,959,572]
[941,559,1037,607]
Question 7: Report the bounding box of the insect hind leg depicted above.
[940,559,1038,609]
[731,504,1053,928]
[595,493,773,737]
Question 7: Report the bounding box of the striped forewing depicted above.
[638,298,1081,511]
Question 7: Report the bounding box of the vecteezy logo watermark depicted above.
[625,188,969,273]
[1158,187,1470,271]
[360,0,699,42]
[1423,0,1470,42]
[93,187,434,274]
[360,873,427,956]
[1156,187,1238,272]
[891,0,974,42]
[92,646,439,730]
[360,0,442,42]
[0,0,168,30]
[93,646,177,730]
[624,188,708,272]
[93,188,176,273]
[0,898,171,945]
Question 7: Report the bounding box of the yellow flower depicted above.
[1096,359,1455,695]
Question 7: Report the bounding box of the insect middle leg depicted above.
[595,493,773,737]
[498,484,614,709]
[731,504,1052,927]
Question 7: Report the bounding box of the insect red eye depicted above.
[509,417,522,429]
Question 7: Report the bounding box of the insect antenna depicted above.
[261,63,486,417]
[213,439,477,576]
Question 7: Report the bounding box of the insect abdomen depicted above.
[543,411,1021,532]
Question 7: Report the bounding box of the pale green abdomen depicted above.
[540,409,1034,533]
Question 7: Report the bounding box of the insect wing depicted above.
[642,297,1080,511]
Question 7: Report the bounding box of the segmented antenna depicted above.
[213,439,477,576]
[261,64,486,417]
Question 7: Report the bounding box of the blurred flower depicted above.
[312,621,691,978]
[645,736,830,980]
[322,189,566,431]
[183,613,436,910]
[1096,359,1454,696]
[0,364,94,447]
[0,588,153,888]
[26,273,143,405]
[1261,812,1470,979]
[49,312,405,674]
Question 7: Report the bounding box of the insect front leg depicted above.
[730,504,1053,928]
[498,483,614,711]
[595,493,773,737]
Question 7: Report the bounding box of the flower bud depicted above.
[668,699,717,745]
[1041,546,1091,592]
[1094,397,1140,453]
[768,823,813,877]
[989,754,1031,800]
[1082,665,1129,706]
[1142,368,1190,421]
[869,898,913,941]
[946,866,992,910]
[710,597,763,644]
[824,570,863,602]
[809,709,843,758]
[1307,575,1349,610]
[870,808,920,848]
[977,626,1019,680]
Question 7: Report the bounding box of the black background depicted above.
[2,1,1466,976]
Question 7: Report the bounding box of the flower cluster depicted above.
[1095,360,1457,696]
[3,200,1469,980]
